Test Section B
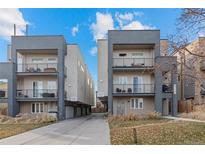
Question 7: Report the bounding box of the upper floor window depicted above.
[32,58,43,63]
[119,76,128,84]
[47,58,57,63]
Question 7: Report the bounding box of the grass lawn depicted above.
[109,118,205,145]
[0,123,51,139]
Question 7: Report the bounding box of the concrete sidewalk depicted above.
[0,113,110,145]
[163,116,205,123]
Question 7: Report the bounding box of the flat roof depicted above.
[108,29,160,32]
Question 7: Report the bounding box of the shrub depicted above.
[147,112,161,119]
[0,113,57,124]
[0,104,8,115]
[108,112,161,123]
[108,114,140,122]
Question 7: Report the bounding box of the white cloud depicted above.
[71,24,79,37]
[89,46,97,56]
[115,11,153,30]
[115,11,144,29]
[90,12,114,41]
[121,21,154,30]
[90,11,154,41]
[0,8,28,40]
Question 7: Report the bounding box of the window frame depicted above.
[31,102,45,113]
[130,98,143,109]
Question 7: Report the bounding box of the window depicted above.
[88,78,90,85]
[131,99,135,108]
[32,58,43,63]
[130,98,143,109]
[47,58,57,63]
[31,103,44,113]
[119,76,127,84]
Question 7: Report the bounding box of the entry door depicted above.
[33,81,43,98]
[133,77,143,93]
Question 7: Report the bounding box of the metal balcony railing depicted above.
[112,58,154,68]
[113,84,155,94]
[0,89,8,98]
[16,89,58,99]
[17,63,58,73]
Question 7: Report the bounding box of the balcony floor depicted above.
[16,97,58,102]
[16,72,58,76]
[112,67,154,72]
[112,93,155,97]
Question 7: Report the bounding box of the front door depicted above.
[33,81,43,98]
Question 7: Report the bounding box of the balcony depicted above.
[113,84,155,96]
[16,89,58,101]
[112,58,154,69]
[0,89,7,99]
[17,63,58,75]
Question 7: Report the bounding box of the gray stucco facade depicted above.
[0,35,95,120]
[10,36,66,120]
[107,30,178,116]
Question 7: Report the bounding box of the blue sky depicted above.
[0,8,181,87]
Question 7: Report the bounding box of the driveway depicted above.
[0,113,110,145]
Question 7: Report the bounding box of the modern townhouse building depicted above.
[0,35,95,120]
[172,37,205,104]
[98,30,178,116]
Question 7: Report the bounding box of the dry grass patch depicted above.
[0,113,57,139]
[0,123,49,139]
[108,113,205,145]
[110,121,205,145]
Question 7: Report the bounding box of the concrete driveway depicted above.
[0,113,110,145]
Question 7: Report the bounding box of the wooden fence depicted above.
[178,100,193,113]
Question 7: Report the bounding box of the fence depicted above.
[178,100,193,113]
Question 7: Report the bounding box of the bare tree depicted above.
[169,8,205,105]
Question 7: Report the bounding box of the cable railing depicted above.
[113,84,155,94]
[16,89,58,99]
[17,63,58,73]
[113,58,154,68]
